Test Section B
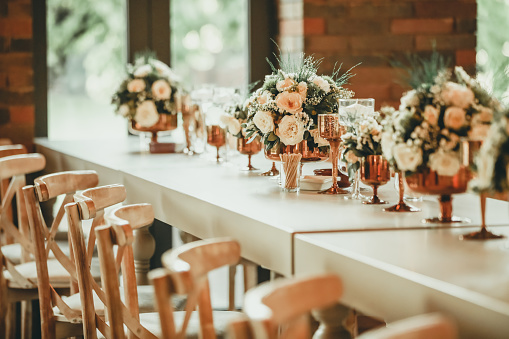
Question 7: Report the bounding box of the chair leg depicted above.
[5,303,17,339]
[228,265,236,311]
[242,261,257,292]
[21,300,31,339]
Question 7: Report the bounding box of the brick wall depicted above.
[278,0,477,109]
[0,0,34,150]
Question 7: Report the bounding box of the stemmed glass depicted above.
[317,114,348,194]
[260,162,279,177]
[206,125,226,163]
[384,172,421,212]
[360,155,391,204]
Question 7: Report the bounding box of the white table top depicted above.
[294,227,509,339]
[35,137,509,276]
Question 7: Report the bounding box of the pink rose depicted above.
[276,91,304,114]
[297,82,308,100]
[127,79,146,93]
[276,77,296,92]
[441,82,475,109]
[443,107,466,130]
[423,105,439,125]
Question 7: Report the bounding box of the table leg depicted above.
[132,226,156,285]
[311,303,355,339]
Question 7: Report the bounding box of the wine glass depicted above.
[360,155,391,204]
[206,125,226,163]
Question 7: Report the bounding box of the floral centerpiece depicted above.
[381,66,499,177]
[112,55,180,128]
[244,54,354,151]
[221,103,247,138]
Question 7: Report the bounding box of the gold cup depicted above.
[206,125,226,163]
[360,155,391,204]
[383,171,421,212]
[237,137,262,171]
[317,114,348,194]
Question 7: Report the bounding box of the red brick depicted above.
[7,69,32,88]
[0,17,31,38]
[303,18,325,35]
[304,3,348,18]
[305,35,348,53]
[280,19,303,36]
[415,34,476,51]
[391,18,454,35]
[0,52,32,71]
[0,72,6,88]
[328,18,389,35]
[415,2,476,18]
[455,18,476,34]
[350,67,405,84]
[9,105,34,124]
[344,83,392,110]
[349,3,413,18]
[456,49,476,67]
[7,3,31,17]
[350,35,414,52]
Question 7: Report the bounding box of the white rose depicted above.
[257,90,272,105]
[253,110,275,134]
[381,132,395,160]
[151,80,172,100]
[134,100,159,127]
[220,114,232,126]
[228,118,242,135]
[310,129,329,147]
[475,151,496,189]
[313,76,330,93]
[441,82,474,109]
[393,144,422,172]
[297,82,308,100]
[276,91,304,114]
[127,79,146,93]
[276,115,305,146]
[133,64,152,78]
[117,104,130,117]
[443,107,466,130]
[400,89,419,109]
[344,150,359,164]
[276,77,296,91]
[428,151,461,176]
[151,60,171,76]
[423,105,439,125]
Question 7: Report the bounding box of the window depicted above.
[46,0,128,139]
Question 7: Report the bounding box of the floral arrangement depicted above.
[221,104,248,139]
[244,54,354,150]
[112,55,180,127]
[381,66,500,177]
[341,109,384,176]
[470,109,509,193]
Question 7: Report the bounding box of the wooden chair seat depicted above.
[96,310,241,339]
[1,240,70,265]
[3,257,101,289]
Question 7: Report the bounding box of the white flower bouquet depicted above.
[382,66,500,177]
[112,55,180,127]
[221,104,247,139]
[244,54,354,151]
[470,109,509,193]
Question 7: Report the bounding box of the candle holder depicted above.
[237,137,262,171]
[317,114,348,194]
[206,125,226,163]
[383,172,420,212]
[360,155,391,204]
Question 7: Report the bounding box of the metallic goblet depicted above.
[360,155,391,204]
[206,125,226,163]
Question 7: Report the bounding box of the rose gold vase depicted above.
[360,155,391,204]
[237,137,262,171]
[206,125,226,163]
[130,114,179,153]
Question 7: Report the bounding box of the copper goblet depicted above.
[237,137,262,171]
[317,114,348,194]
[383,171,420,212]
[206,125,226,163]
[360,155,391,204]
[260,162,279,176]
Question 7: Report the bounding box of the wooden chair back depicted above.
[64,184,127,339]
[0,144,27,158]
[86,203,157,339]
[0,139,12,146]
[227,274,343,339]
[356,313,457,339]
[150,238,241,339]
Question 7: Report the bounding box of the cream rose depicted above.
[393,144,422,172]
[127,79,146,93]
[313,76,330,93]
[133,64,152,78]
[381,133,395,161]
[134,101,159,127]
[276,115,305,145]
[276,91,304,114]
[276,77,296,91]
[257,91,272,105]
[297,82,308,100]
[423,105,439,125]
[220,114,232,127]
[344,150,359,164]
[151,80,172,100]
[151,60,171,76]
[441,82,475,109]
[253,110,275,134]
[228,119,242,136]
[443,107,466,130]
[117,104,130,117]
[428,151,461,176]
[400,89,419,109]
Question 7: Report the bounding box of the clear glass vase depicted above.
[344,169,366,200]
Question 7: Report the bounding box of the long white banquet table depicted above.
[35,137,509,278]
[295,227,509,339]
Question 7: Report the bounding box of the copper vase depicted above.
[264,140,329,163]
[130,114,179,153]
[360,155,391,204]
[206,125,226,163]
[237,137,262,171]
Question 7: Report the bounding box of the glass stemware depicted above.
[461,193,505,240]
[360,155,391,204]
[260,162,279,176]
[384,172,421,212]
[206,125,226,163]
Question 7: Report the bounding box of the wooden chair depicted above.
[0,139,12,146]
[22,182,124,339]
[150,238,243,339]
[0,153,46,339]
